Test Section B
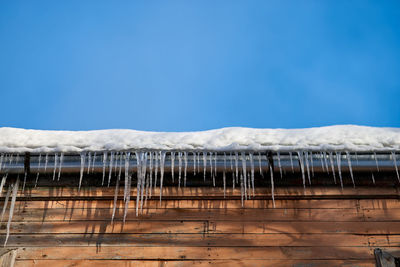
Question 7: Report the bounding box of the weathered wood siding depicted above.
[1,186,400,266]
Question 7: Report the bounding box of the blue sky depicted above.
[1,1,399,131]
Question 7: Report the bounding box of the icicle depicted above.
[148,155,153,199]
[346,151,355,187]
[223,153,227,198]
[258,152,264,177]
[91,152,96,173]
[35,154,42,187]
[87,152,91,174]
[193,152,196,176]
[240,152,247,201]
[202,152,207,181]
[178,152,182,187]
[270,164,275,208]
[124,152,130,201]
[154,152,158,188]
[79,153,85,190]
[211,152,215,187]
[58,153,64,181]
[371,172,375,184]
[0,183,12,222]
[323,151,329,174]
[297,151,306,188]
[111,164,120,222]
[276,152,283,179]
[209,152,213,180]
[234,152,239,184]
[304,151,311,185]
[183,152,188,187]
[373,152,380,172]
[123,173,132,222]
[159,151,166,203]
[309,152,314,177]
[391,152,399,182]
[44,153,49,172]
[4,177,19,246]
[336,152,343,189]
[249,153,255,197]
[0,174,7,197]
[107,152,115,187]
[102,152,107,186]
[52,153,58,181]
[22,171,27,193]
[135,152,142,216]
[141,153,148,212]
[289,152,294,173]
[328,152,336,183]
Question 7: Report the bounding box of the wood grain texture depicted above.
[1,185,399,266]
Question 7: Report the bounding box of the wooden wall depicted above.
[1,185,400,266]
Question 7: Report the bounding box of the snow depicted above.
[0,125,399,153]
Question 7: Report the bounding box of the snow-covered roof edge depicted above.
[0,125,399,153]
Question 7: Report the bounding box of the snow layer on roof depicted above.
[0,125,399,153]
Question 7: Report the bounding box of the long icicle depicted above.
[336,152,343,189]
[223,152,226,198]
[108,152,115,187]
[202,152,207,181]
[0,183,12,222]
[241,152,247,201]
[52,153,58,181]
[178,152,182,187]
[346,151,355,187]
[124,152,130,201]
[249,153,255,197]
[270,164,275,208]
[58,153,64,181]
[4,177,19,246]
[297,151,306,188]
[183,151,188,187]
[329,152,336,184]
[102,152,107,186]
[79,152,85,191]
[170,152,175,182]
[159,151,166,204]
[35,154,42,187]
[277,152,283,179]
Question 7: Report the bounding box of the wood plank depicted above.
[3,221,400,235]
[13,198,400,209]
[14,259,377,267]
[8,208,369,222]
[15,186,399,198]
[13,246,377,260]
[0,233,380,247]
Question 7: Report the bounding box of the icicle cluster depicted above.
[0,150,399,246]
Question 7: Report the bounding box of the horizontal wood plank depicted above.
[2,221,400,235]
[14,246,377,260]
[0,233,394,247]
[14,259,377,267]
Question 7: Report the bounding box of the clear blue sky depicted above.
[1,1,399,131]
